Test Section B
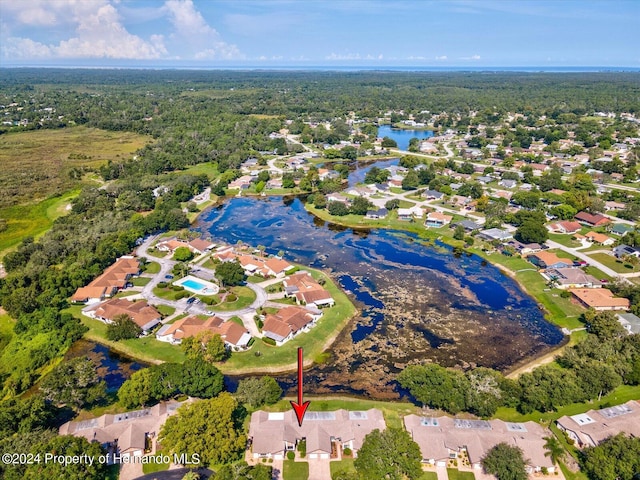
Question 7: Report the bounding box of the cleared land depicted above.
[0,126,151,207]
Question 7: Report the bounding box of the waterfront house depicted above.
[544,268,600,289]
[365,208,388,219]
[569,288,630,311]
[425,211,453,228]
[156,315,251,349]
[59,401,185,461]
[453,220,482,232]
[249,409,385,460]
[87,298,161,334]
[261,306,321,346]
[283,271,334,308]
[556,401,640,448]
[404,415,555,474]
[478,228,513,243]
[527,251,572,269]
[617,313,640,334]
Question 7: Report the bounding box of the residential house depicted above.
[155,315,251,349]
[188,238,214,254]
[476,176,493,185]
[584,231,614,246]
[610,223,634,236]
[283,271,334,308]
[527,252,573,269]
[397,206,423,221]
[425,212,453,228]
[544,268,600,289]
[499,179,517,189]
[404,415,555,473]
[613,245,640,258]
[249,409,386,460]
[453,220,482,232]
[87,298,161,334]
[506,240,542,255]
[605,201,626,211]
[570,288,630,311]
[262,306,321,346]
[548,221,582,234]
[557,401,640,448]
[59,401,185,461]
[327,193,351,205]
[228,175,254,190]
[365,208,388,219]
[71,256,140,304]
[575,211,610,227]
[478,228,513,242]
[266,178,283,190]
[237,255,294,278]
[422,189,445,201]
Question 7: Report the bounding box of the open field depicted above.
[0,189,79,256]
[0,126,151,208]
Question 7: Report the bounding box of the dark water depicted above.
[377,125,434,150]
[65,339,146,392]
[197,196,563,399]
[346,158,399,188]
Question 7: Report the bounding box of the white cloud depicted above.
[435,55,448,61]
[460,54,481,61]
[325,52,383,61]
[1,0,166,60]
[163,0,243,60]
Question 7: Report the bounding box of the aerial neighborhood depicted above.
[2,66,640,480]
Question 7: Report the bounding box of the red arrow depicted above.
[290,347,310,426]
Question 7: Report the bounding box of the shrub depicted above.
[560,290,571,298]
[262,337,276,346]
[286,451,295,460]
[226,294,237,302]
[157,281,168,288]
[343,448,352,457]
[175,291,190,300]
[297,440,306,458]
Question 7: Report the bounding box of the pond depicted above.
[65,339,146,392]
[196,196,563,399]
[377,124,434,150]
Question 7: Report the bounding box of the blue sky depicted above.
[1,0,638,67]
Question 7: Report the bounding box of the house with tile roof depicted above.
[556,401,640,448]
[87,298,161,334]
[249,409,386,460]
[262,306,321,346]
[156,315,251,349]
[575,211,610,227]
[283,271,334,308]
[404,415,555,473]
[527,251,572,269]
[71,256,140,304]
[570,288,630,311]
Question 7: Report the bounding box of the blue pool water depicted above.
[181,279,206,291]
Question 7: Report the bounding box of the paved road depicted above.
[546,239,624,280]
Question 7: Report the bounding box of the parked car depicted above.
[165,274,174,279]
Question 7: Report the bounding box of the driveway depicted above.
[307,458,331,480]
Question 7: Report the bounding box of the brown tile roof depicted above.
[585,231,611,244]
[189,238,213,253]
[72,256,139,301]
[284,272,333,304]
[529,251,571,268]
[570,288,630,310]
[93,298,160,329]
[575,211,610,226]
[263,306,315,340]
[162,315,250,347]
[264,257,292,275]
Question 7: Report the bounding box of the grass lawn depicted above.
[398,199,416,208]
[147,248,168,259]
[588,252,637,274]
[447,469,475,480]
[493,384,640,424]
[201,257,218,270]
[0,313,15,354]
[583,265,613,283]
[265,396,422,431]
[330,459,355,477]
[153,286,187,301]
[283,460,309,480]
[420,472,438,480]
[548,233,582,248]
[206,286,256,312]
[131,277,151,287]
[221,269,356,374]
[141,453,170,474]
[247,275,265,284]
[0,189,79,256]
[156,304,176,317]
[144,262,161,274]
[64,305,185,364]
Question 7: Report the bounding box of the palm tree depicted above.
[543,436,564,467]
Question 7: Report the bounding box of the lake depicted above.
[377,124,434,150]
[196,196,563,399]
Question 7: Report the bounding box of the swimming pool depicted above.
[174,275,219,295]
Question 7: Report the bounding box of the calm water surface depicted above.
[197,196,563,399]
[377,125,434,150]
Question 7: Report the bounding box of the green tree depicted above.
[453,225,465,241]
[118,368,155,408]
[401,170,420,190]
[40,357,105,410]
[481,443,528,480]
[24,434,108,480]
[235,376,282,408]
[106,313,141,341]
[180,358,225,398]
[516,219,548,244]
[350,196,373,215]
[381,137,398,148]
[398,364,468,413]
[216,261,245,286]
[585,310,627,340]
[543,436,564,467]
[580,434,640,480]
[182,332,229,363]
[328,201,350,216]
[354,428,422,480]
[174,246,194,262]
[549,204,577,220]
[160,393,247,467]
[385,198,400,210]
